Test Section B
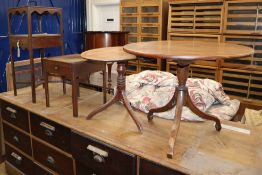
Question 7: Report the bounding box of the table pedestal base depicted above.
[87,62,143,133]
[147,63,222,158]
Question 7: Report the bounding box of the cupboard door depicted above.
[71,132,136,175]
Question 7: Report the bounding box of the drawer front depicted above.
[5,144,33,175]
[71,132,136,175]
[75,161,96,175]
[122,6,138,15]
[3,123,32,156]
[33,163,54,175]
[1,100,29,132]
[44,60,71,78]
[141,25,159,35]
[140,158,187,175]
[33,139,74,175]
[30,113,71,152]
[121,24,139,34]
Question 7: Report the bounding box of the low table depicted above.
[124,40,254,158]
[43,54,107,117]
[81,47,143,132]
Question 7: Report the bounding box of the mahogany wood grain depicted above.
[124,40,253,158]
[84,31,129,84]
[81,46,136,62]
[123,40,253,61]
[1,85,262,175]
[43,54,107,117]
[84,31,128,50]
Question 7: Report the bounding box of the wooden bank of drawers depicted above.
[71,132,137,175]
[1,99,191,175]
[1,100,72,175]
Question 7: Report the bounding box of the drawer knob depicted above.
[47,155,55,165]
[54,65,59,70]
[93,154,104,163]
[11,152,22,165]
[6,107,17,119]
[12,135,19,143]
[45,129,53,137]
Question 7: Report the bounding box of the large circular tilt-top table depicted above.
[81,46,143,132]
[123,40,254,159]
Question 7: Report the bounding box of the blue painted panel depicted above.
[0,0,85,92]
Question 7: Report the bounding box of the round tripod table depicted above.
[123,40,253,158]
[81,46,143,132]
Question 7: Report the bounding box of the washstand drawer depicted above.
[30,113,71,152]
[3,123,32,156]
[33,162,54,175]
[5,144,33,175]
[140,158,186,175]
[43,60,71,78]
[1,100,29,132]
[32,139,74,175]
[71,132,136,175]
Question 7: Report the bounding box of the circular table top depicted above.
[81,46,136,62]
[123,40,254,61]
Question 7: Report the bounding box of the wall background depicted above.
[0,0,86,92]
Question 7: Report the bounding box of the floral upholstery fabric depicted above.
[126,70,239,121]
